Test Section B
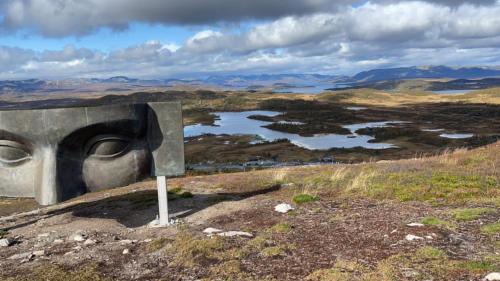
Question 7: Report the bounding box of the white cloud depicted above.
[1,0,500,78]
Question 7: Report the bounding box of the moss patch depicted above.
[421,217,455,229]
[481,222,500,235]
[293,194,319,204]
[450,208,496,221]
[268,223,293,233]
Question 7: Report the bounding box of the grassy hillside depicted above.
[1,142,498,280]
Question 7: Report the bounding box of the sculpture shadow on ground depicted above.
[3,184,282,230]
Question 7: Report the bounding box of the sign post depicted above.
[157,176,169,225]
[147,102,185,227]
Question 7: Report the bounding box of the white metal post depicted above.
[157,176,169,226]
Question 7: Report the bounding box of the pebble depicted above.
[53,239,64,244]
[83,239,96,245]
[122,249,130,255]
[33,250,45,256]
[484,273,500,281]
[203,227,223,235]
[407,223,424,227]
[71,234,86,242]
[8,252,33,260]
[119,239,138,245]
[0,238,14,247]
[405,234,424,241]
[275,203,294,214]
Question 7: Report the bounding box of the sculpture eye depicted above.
[0,140,32,165]
[86,135,131,158]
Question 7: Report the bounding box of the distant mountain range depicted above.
[352,66,500,82]
[1,66,500,95]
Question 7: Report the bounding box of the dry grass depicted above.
[1,263,111,281]
[170,232,224,267]
[306,246,497,281]
[288,143,500,206]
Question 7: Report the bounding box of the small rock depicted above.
[484,273,500,281]
[53,239,64,244]
[33,250,45,256]
[83,239,96,246]
[71,233,86,242]
[8,252,33,260]
[203,227,223,235]
[275,203,294,214]
[72,246,82,251]
[119,239,137,245]
[143,239,153,243]
[217,231,253,238]
[37,233,51,238]
[407,223,424,227]
[405,234,424,241]
[390,229,398,234]
[0,238,14,247]
[64,251,74,256]
[425,235,434,240]
[122,249,130,255]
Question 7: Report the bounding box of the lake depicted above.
[432,89,471,95]
[272,83,350,94]
[184,111,404,150]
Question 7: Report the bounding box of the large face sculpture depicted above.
[0,102,184,205]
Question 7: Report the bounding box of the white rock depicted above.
[425,235,434,240]
[203,227,223,235]
[143,239,153,243]
[0,238,14,247]
[33,250,45,256]
[37,233,51,238]
[122,249,130,255]
[71,234,86,242]
[407,223,424,227]
[8,252,33,260]
[119,239,138,245]
[405,234,424,241]
[83,239,96,246]
[484,273,500,281]
[217,231,253,238]
[53,239,64,244]
[275,203,294,214]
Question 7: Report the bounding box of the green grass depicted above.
[421,217,455,229]
[450,208,496,221]
[268,223,293,233]
[481,222,500,235]
[459,260,498,272]
[293,194,319,204]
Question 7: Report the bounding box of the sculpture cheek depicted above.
[0,161,38,198]
[82,145,150,192]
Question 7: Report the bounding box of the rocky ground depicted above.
[1,143,499,281]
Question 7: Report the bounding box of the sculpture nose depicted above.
[35,146,60,205]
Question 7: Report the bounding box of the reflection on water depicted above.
[184,111,402,150]
[440,133,474,139]
[433,89,471,95]
[273,83,349,94]
[346,106,367,111]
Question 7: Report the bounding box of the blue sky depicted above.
[0,0,499,79]
[1,23,193,51]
